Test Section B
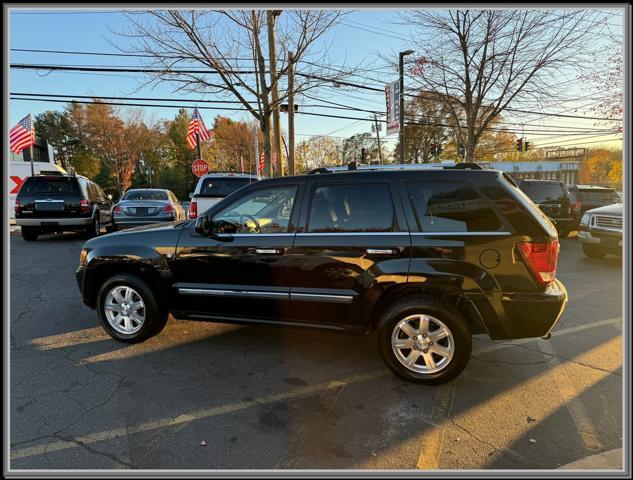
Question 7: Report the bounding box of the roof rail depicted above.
[445,162,484,170]
[307,167,331,175]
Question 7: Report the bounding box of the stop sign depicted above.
[191,159,209,177]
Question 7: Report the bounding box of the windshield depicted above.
[122,190,168,201]
[519,182,565,202]
[20,177,80,196]
[199,178,253,197]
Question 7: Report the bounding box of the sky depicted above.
[8,7,625,156]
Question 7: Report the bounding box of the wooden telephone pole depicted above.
[287,51,296,176]
[267,9,283,177]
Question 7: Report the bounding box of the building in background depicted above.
[9,136,56,165]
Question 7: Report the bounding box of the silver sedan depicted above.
[111,189,186,230]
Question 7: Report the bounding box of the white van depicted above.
[9,161,67,220]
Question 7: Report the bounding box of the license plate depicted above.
[36,203,64,212]
[41,222,60,227]
[135,207,148,215]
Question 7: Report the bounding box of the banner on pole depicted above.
[385,80,400,136]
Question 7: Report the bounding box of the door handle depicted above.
[255,248,284,255]
[366,248,398,255]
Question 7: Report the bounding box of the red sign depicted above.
[10,176,26,194]
[191,159,209,177]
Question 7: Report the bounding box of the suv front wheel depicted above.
[21,227,39,241]
[97,274,168,343]
[378,296,471,385]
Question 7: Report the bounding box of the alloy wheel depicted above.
[391,314,455,374]
[104,286,146,335]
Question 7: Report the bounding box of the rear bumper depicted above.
[550,217,576,231]
[16,217,91,227]
[467,278,568,340]
[113,215,174,228]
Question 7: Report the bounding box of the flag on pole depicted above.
[257,151,265,173]
[187,108,212,150]
[10,114,35,154]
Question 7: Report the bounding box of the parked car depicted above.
[516,179,574,237]
[76,166,567,384]
[111,188,186,230]
[189,172,258,219]
[578,202,623,258]
[15,174,113,241]
[567,185,621,227]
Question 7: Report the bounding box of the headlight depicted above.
[79,249,90,266]
[580,213,591,226]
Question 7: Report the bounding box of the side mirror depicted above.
[195,215,212,235]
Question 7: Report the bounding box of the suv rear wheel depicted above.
[97,274,168,342]
[86,216,100,238]
[21,227,39,241]
[378,295,471,385]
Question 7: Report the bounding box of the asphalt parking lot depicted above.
[9,229,623,470]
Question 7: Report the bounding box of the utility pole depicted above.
[254,123,261,180]
[29,113,35,176]
[373,114,383,164]
[399,50,414,163]
[287,51,296,176]
[267,9,283,177]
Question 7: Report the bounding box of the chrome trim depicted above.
[216,233,295,237]
[366,248,397,255]
[411,231,512,236]
[297,232,408,236]
[178,288,288,299]
[290,293,354,303]
[255,248,282,255]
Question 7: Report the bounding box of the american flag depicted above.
[186,108,212,150]
[10,114,35,154]
[257,151,265,173]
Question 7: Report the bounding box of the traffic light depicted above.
[516,138,523,152]
[524,141,530,152]
[458,144,465,157]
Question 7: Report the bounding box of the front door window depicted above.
[213,186,298,234]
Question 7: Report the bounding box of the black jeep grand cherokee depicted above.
[76,167,567,384]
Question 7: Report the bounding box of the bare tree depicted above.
[394,9,609,162]
[115,9,349,176]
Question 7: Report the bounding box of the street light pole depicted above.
[399,50,414,164]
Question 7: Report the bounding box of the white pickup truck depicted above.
[189,172,258,219]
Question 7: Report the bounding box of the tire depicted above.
[21,227,39,241]
[97,273,168,343]
[582,244,606,259]
[377,295,471,385]
[85,215,100,238]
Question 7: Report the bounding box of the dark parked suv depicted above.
[15,174,113,241]
[76,167,567,384]
[516,179,574,237]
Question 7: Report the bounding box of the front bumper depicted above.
[578,229,622,251]
[76,265,94,308]
[467,278,568,340]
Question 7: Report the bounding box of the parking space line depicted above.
[536,339,605,453]
[416,382,455,469]
[11,370,387,461]
[473,317,621,355]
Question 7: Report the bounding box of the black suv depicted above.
[516,179,574,237]
[567,185,621,227]
[15,174,113,241]
[76,167,567,384]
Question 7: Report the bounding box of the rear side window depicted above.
[407,181,502,232]
[518,182,565,202]
[20,177,80,196]
[576,189,620,204]
[199,178,253,197]
[307,183,396,233]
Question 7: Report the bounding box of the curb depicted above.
[558,448,622,470]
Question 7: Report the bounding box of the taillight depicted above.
[112,204,122,214]
[518,240,560,286]
[14,199,21,214]
[571,201,581,212]
[80,199,91,213]
[162,203,174,214]
[189,200,197,219]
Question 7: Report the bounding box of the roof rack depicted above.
[316,161,487,173]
